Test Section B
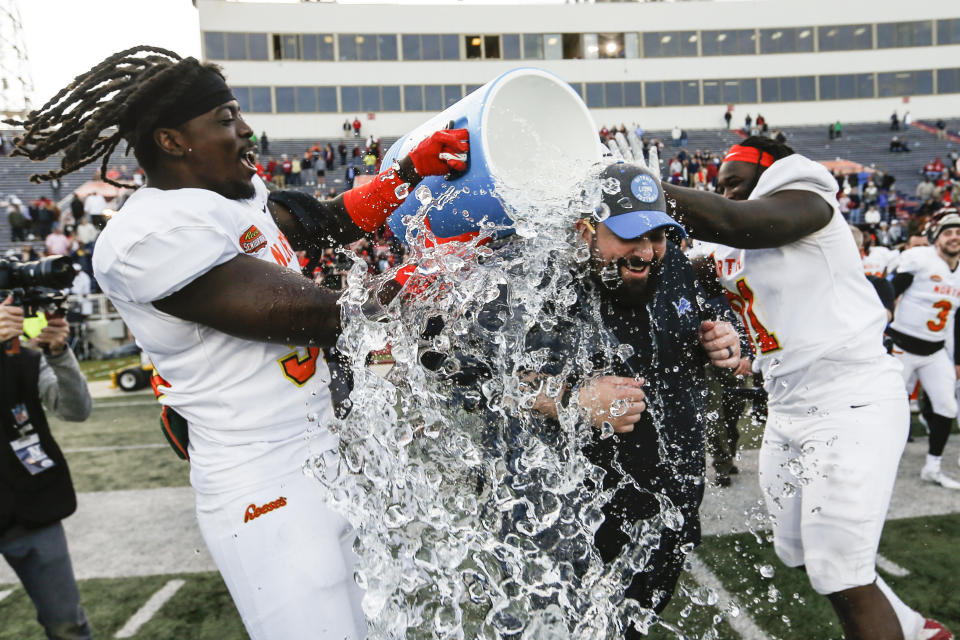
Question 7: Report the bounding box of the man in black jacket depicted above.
[0,296,93,640]
[568,162,740,620]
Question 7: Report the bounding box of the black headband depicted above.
[154,67,236,128]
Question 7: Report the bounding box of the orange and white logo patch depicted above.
[240,225,267,254]
[244,496,288,523]
[931,275,943,282]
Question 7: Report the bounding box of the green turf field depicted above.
[0,395,956,639]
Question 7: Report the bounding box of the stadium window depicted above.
[544,34,562,60]
[818,24,873,51]
[233,87,251,113]
[361,86,380,111]
[856,73,875,98]
[663,81,682,106]
[341,86,361,112]
[422,35,442,60]
[645,81,664,108]
[403,85,424,111]
[818,74,874,100]
[356,35,377,61]
[702,30,756,56]
[502,34,521,59]
[877,70,934,97]
[604,82,624,108]
[465,35,483,59]
[938,69,960,94]
[443,85,462,108]
[599,33,625,59]
[762,76,815,102]
[275,87,295,113]
[319,35,334,61]
[277,34,300,60]
[759,27,814,54]
[484,35,501,59]
[569,82,585,102]
[682,80,700,105]
[938,19,960,45]
[442,35,460,60]
[523,34,544,59]
[424,85,443,111]
[877,21,933,48]
[302,34,319,60]
[702,80,720,105]
[642,31,697,58]
[402,35,420,60]
[247,34,268,60]
[204,32,225,60]
[562,34,582,59]
[585,83,604,108]
[623,33,639,59]
[226,33,246,60]
[466,84,483,94]
[251,87,272,112]
[379,35,398,60]
[337,35,356,61]
[381,86,401,112]
[296,86,317,112]
[317,87,338,112]
[624,81,643,106]
[583,34,599,60]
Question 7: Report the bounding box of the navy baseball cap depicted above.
[591,162,685,240]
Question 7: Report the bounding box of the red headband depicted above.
[723,145,775,167]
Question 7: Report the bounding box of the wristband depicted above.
[342,167,410,233]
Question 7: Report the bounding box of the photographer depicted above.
[0,295,93,640]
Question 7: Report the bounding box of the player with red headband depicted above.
[662,137,952,640]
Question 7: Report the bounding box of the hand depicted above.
[32,316,70,356]
[955,364,960,380]
[576,375,646,433]
[699,320,740,369]
[406,127,469,178]
[734,357,753,378]
[0,295,24,342]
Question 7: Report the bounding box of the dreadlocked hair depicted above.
[738,135,795,162]
[3,46,223,189]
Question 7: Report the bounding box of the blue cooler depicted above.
[382,67,601,244]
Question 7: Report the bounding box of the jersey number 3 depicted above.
[927,300,952,333]
[726,278,782,355]
[278,347,321,386]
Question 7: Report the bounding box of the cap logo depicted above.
[631,174,660,204]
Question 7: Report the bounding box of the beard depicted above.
[592,255,661,308]
[217,178,257,201]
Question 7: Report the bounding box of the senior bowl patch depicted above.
[631,174,660,203]
[240,225,267,254]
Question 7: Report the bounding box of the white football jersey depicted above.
[94,176,336,494]
[863,246,896,278]
[709,155,902,414]
[890,246,960,343]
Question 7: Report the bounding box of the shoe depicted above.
[920,468,960,490]
[919,619,954,640]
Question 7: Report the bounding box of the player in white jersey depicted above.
[862,234,898,278]
[662,137,953,640]
[6,47,468,640]
[888,208,960,489]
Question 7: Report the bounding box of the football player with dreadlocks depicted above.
[5,46,467,640]
[662,137,953,640]
[888,208,960,490]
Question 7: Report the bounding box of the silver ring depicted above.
[726,346,734,359]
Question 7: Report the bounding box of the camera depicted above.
[0,256,76,316]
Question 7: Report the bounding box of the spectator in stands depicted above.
[82,191,107,229]
[863,178,879,208]
[342,118,351,135]
[277,154,290,188]
[337,142,347,166]
[352,116,362,137]
[363,150,377,175]
[890,135,910,153]
[936,119,947,140]
[671,125,682,147]
[599,125,610,141]
[744,113,752,132]
[325,143,335,171]
[833,120,843,139]
[773,129,787,144]
[756,113,767,134]
[69,196,84,228]
[903,111,912,129]
[916,176,936,201]
[890,111,900,131]
[290,156,301,187]
[0,131,5,153]
[32,199,57,240]
[75,215,99,250]
[723,110,732,129]
[7,196,27,243]
[923,157,944,180]
[346,163,356,189]
[260,131,269,155]
[300,152,313,186]
[44,224,73,257]
[829,122,836,140]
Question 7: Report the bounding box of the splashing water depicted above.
[305,148,711,638]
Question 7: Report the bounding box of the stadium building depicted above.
[197,0,960,138]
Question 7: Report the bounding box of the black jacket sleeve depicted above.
[268,190,365,251]
[891,271,914,298]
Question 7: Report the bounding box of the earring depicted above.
[187,148,193,153]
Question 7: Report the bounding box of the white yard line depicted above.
[114,579,185,639]
[63,444,167,453]
[688,553,767,640]
[0,588,14,602]
[876,553,911,577]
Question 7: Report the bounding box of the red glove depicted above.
[407,129,469,177]
[342,167,411,233]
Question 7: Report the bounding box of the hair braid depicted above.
[3,46,218,189]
